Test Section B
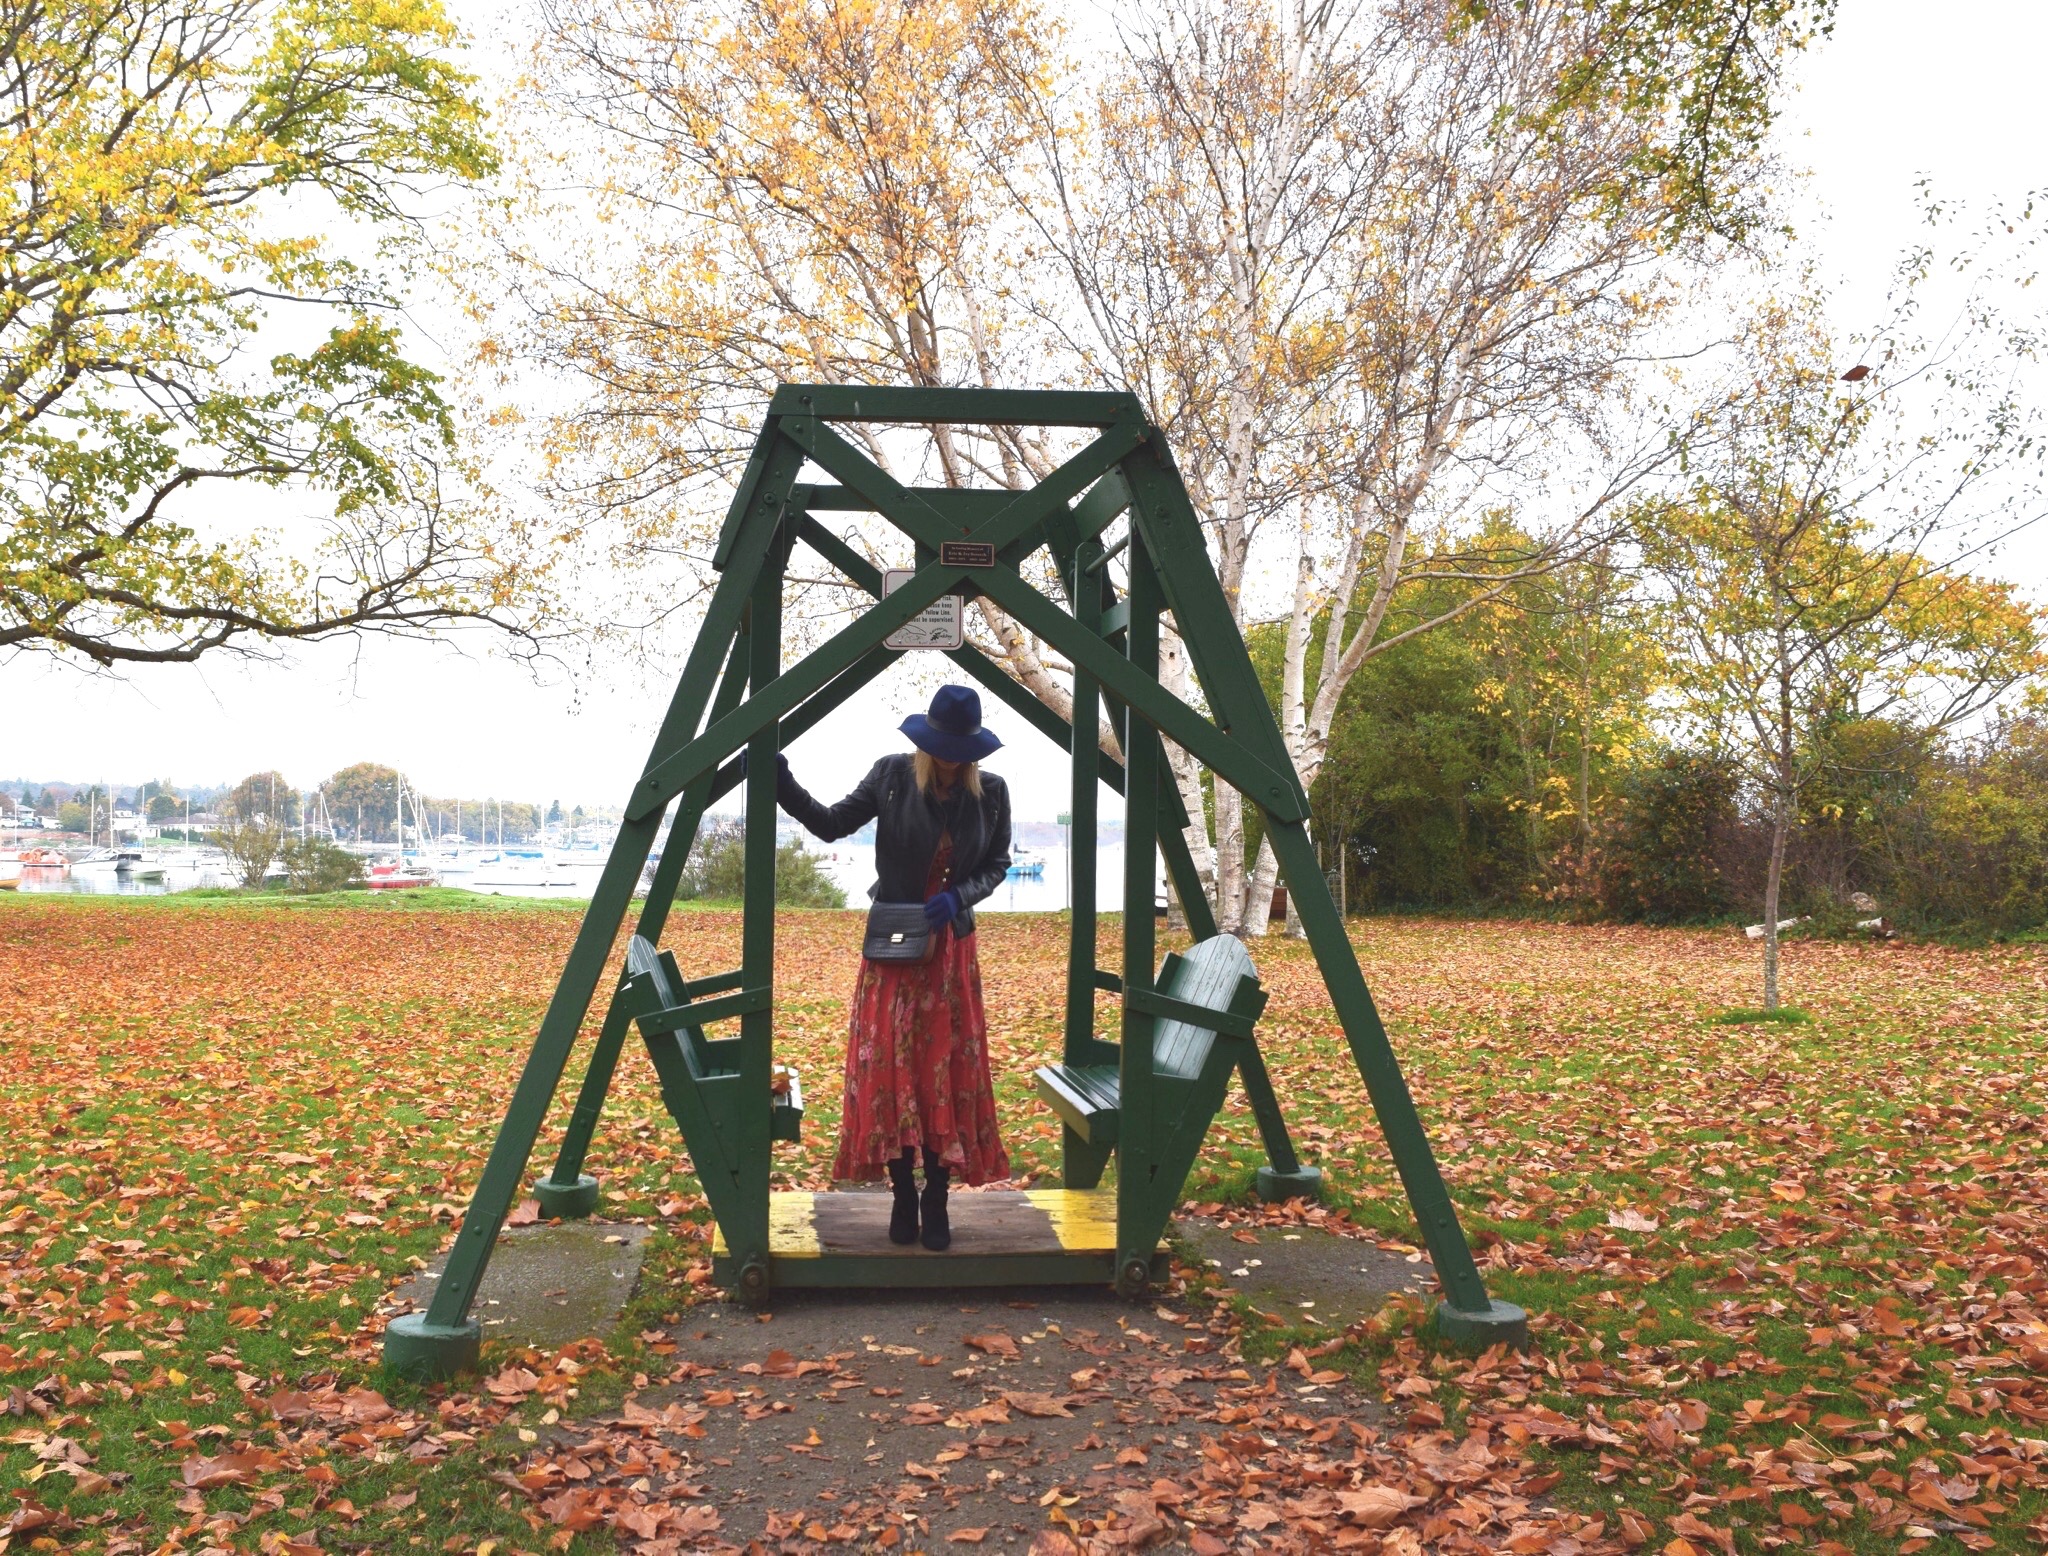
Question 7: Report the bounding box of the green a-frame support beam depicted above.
[383,385,1527,1380]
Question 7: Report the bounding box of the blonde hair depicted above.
[913,750,983,798]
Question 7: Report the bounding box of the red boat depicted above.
[365,860,434,890]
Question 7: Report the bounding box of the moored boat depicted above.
[365,859,435,890]
[471,848,575,888]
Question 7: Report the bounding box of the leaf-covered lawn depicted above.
[1,896,2043,1553]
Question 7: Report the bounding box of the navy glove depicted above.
[736,750,793,792]
[923,888,962,931]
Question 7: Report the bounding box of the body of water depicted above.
[6,838,1152,911]
[811,839,1159,914]
[12,852,234,896]
[7,847,619,900]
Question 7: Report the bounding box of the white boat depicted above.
[470,848,576,888]
[114,849,166,880]
[160,846,229,873]
[68,849,123,874]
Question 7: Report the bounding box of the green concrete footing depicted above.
[382,1312,482,1381]
[1433,1297,1530,1353]
[1255,1164,1324,1203]
[535,1172,601,1219]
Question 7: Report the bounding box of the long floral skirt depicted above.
[832,923,1011,1186]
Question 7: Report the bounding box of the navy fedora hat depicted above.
[900,684,1003,763]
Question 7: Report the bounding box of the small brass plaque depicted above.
[940,540,996,568]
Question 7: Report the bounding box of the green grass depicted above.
[3,899,2043,1553]
[1232,924,2048,1554]
[1709,1004,1815,1024]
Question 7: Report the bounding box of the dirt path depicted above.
[495,1275,1540,1554]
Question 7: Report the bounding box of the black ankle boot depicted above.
[920,1148,951,1251]
[886,1149,919,1245]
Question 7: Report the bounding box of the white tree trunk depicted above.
[1159,625,1217,909]
[1244,832,1281,937]
[1213,783,1248,935]
[1247,504,1323,938]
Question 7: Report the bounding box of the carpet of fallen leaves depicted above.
[1,895,2044,1556]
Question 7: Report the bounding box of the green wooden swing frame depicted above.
[383,386,1527,1379]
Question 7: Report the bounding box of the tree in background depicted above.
[224,772,302,828]
[55,784,111,838]
[1295,601,1524,909]
[677,819,846,909]
[213,816,284,888]
[1593,750,1742,923]
[1264,540,1661,911]
[1474,548,1664,898]
[1878,715,2048,936]
[280,836,368,894]
[137,778,184,824]
[322,764,401,840]
[1640,259,2048,1008]
[0,0,540,666]
[1028,0,1397,919]
[498,803,543,843]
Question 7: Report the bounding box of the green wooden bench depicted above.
[1035,935,1266,1216]
[1035,1061,1122,1145]
[626,936,802,1148]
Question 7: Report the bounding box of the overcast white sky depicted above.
[15,1,2048,820]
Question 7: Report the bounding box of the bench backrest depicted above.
[625,935,681,1008]
[1152,934,1259,1079]
[624,935,719,1078]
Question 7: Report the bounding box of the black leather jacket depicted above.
[777,753,1012,936]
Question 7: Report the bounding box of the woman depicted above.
[773,685,1013,1250]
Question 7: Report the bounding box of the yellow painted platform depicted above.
[709,1188,1164,1289]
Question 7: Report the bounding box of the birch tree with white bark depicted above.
[1237,0,1727,933]
[1018,0,1399,925]
[1034,0,1807,933]
[458,0,1834,931]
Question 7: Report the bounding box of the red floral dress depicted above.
[833,837,1011,1185]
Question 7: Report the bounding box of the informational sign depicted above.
[882,568,965,651]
